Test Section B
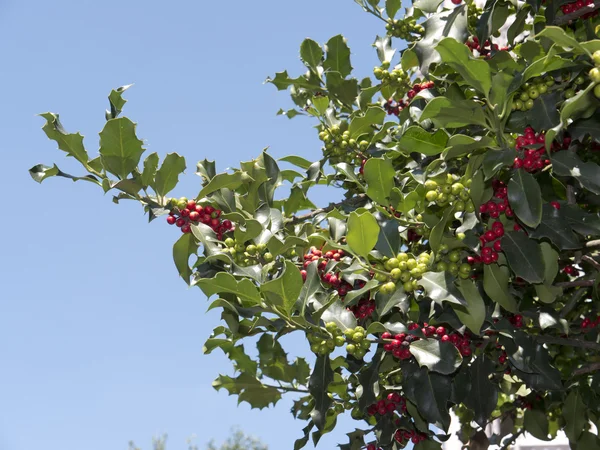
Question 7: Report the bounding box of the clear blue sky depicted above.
[0,1,388,449]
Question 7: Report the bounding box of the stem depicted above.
[500,429,524,450]
[586,239,600,249]
[560,287,589,319]
[287,194,367,225]
[573,362,600,376]
[536,335,600,351]
[556,279,595,288]
[263,383,310,394]
[582,255,600,271]
[554,0,600,25]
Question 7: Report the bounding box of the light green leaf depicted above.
[195,272,262,305]
[455,279,486,335]
[349,107,386,140]
[141,152,159,187]
[419,271,467,306]
[436,38,492,97]
[385,0,402,18]
[40,112,90,168]
[324,35,352,78]
[420,97,488,128]
[483,264,518,312]
[398,127,448,156]
[261,261,303,314]
[300,38,323,70]
[173,231,198,283]
[409,340,462,375]
[364,158,395,205]
[99,117,145,179]
[536,26,589,56]
[346,211,380,259]
[563,390,586,442]
[197,172,247,199]
[153,153,186,197]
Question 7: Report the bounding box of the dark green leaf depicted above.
[98,117,145,179]
[563,390,586,442]
[375,219,400,258]
[464,357,498,428]
[501,231,545,283]
[420,97,488,128]
[141,152,159,187]
[530,204,581,250]
[524,409,550,441]
[552,150,600,195]
[357,351,383,410]
[528,92,560,131]
[106,84,132,119]
[569,113,600,142]
[403,365,452,430]
[377,287,409,316]
[309,354,334,430]
[419,271,467,306]
[298,262,322,315]
[198,172,246,199]
[508,169,542,228]
[373,35,396,63]
[563,205,600,236]
[195,272,262,305]
[410,340,462,375]
[173,232,198,284]
[483,263,518,312]
[28,163,100,185]
[483,148,515,179]
[212,373,281,409]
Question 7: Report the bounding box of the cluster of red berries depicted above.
[561,0,598,18]
[581,315,600,329]
[470,221,505,265]
[383,81,434,116]
[382,324,473,358]
[513,128,571,172]
[367,393,407,416]
[466,37,509,58]
[301,247,356,298]
[365,445,381,450]
[348,298,376,319]
[478,180,514,219]
[167,201,232,238]
[394,429,428,445]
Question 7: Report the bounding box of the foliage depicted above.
[128,428,267,450]
[31,0,600,449]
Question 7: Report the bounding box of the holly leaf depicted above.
[364,158,395,205]
[501,231,545,283]
[563,205,600,236]
[309,354,334,430]
[454,279,486,334]
[197,172,246,200]
[436,38,492,97]
[420,97,488,128]
[419,271,467,306]
[99,117,145,179]
[508,169,542,228]
[377,287,409,316]
[563,390,586,442]
[397,127,449,156]
[529,204,581,250]
[375,219,400,258]
[524,409,550,441]
[464,357,498,428]
[483,263,518,313]
[141,152,159,187]
[346,211,380,260]
[173,232,198,284]
[552,150,600,195]
[409,340,462,375]
[261,261,304,314]
[195,272,262,306]
[528,92,561,131]
[349,107,385,140]
[300,38,323,71]
[153,153,186,197]
[403,365,452,431]
[324,35,352,78]
[40,112,90,168]
[385,0,402,18]
[212,373,281,409]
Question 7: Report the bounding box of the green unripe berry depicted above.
[224,238,235,248]
[396,252,409,262]
[354,348,366,359]
[565,88,576,99]
[400,271,411,283]
[424,180,438,191]
[417,263,428,272]
[528,88,539,99]
[425,190,439,202]
[351,407,363,419]
[436,261,448,272]
[257,243,267,252]
[459,189,470,201]
[246,245,257,255]
[514,99,523,110]
[348,139,356,147]
[545,76,555,86]
[575,75,586,85]
[177,200,188,210]
[439,244,449,253]
[595,84,600,99]
[448,250,461,262]
[326,322,337,332]
[458,271,471,279]
[335,336,345,347]
[381,61,390,69]
[406,259,417,270]
[359,140,369,150]
[465,202,475,213]
[384,258,399,270]
[263,252,274,262]
[381,281,397,295]
[346,343,357,354]
[375,272,388,282]
[352,332,365,342]
[403,281,414,292]
[451,183,465,195]
[525,99,534,109]
[310,343,320,353]
[459,263,472,274]
[454,200,465,212]
[519,92,530,102]
[590,68,600,83]
[390,268,402,280]
[441,185,452,194]
[456,232,466,240]
[538,84,548,94]
[410,267,422,278]
[437,192,449,204]
[361,340,371,350]
[448,263,459,275]
[593,50,600,66]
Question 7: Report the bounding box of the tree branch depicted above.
[556,279,595,288]
[536,335,600,351]
[263,383,309,394]
[554,0,600,25]
[560,286,589,319]
[582,255,600,271]
[573,362,600,376]
[500,429,524,450]
[286,194,367,225]
[586,239,600,249]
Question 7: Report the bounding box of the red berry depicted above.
[186,200,197,210]
[300,270,307,281]
[222,219,232,230]
[175,218,186,227]
[436,326,446,336]
[382,332,392,340]
[482,247,493,256]
[494,226,504,238]
[484,230,496,242]
[180,208,190,217]
[441,335,450,342]
[367,445,376,450]
[189,211,200,222]
[166,215,177,225]
[482,254,493,265]
[493,240,502,252]
[479,204,488,214]
[550,201,561,210]
[181,224,191,233]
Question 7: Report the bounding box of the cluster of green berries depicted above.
[374,251,431,293]
[590,51,600,98]
[318,124,368,164]
[467,2,483,30]
[222,238,274,267]
[372,63,412,97]
[423,174,474,212]
[512,75,558,111]
[435,247,472,279]
[385,17,424,41]
[308,322,346,356]
[344,326,371,359]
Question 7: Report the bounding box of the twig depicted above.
[263,384,309,394]
[500,429,524,450]
[287,194,366,225]
[586,240,600,249]
[554,0,600,25]
[582,255,600,271]
[573,362,600,376]
[560,287,589,319]
[556,280,595,288]
[536,335,600,351]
